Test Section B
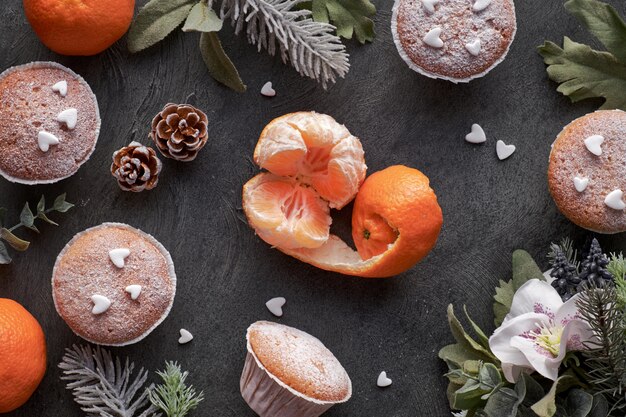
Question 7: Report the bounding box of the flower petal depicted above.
[489,312,549,367]
[506,279,563,321]
[562,319,595,352]
[555,293,582,325]
[510,336,560,381]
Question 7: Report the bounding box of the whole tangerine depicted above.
[23,0,135,56]
[0,298,47,413]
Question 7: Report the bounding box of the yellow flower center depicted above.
[530,323,563,357]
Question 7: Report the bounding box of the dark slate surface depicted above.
[1,0,626,415]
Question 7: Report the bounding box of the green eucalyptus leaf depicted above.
[37,212,59,226]
[463,360,482,375]
[1,228,30,251]
[19,203,35,228]
[182,1,223,33]
[478,363,502,390]
[53,193,74,213]
[199,32,247,92]
[447,304,496,361]
[0,241,11,264]
[531,374,580,417]
[36,195,45,213]
[483,376,526,417]
[447,382,463,409]
[128,0,196,53]
[588,394,609,417]
[494,278,515,326]
[562,389,593,417]
[564,0,626,62]
[464,305,491,349]
[454,379,489,410]
[439,343,487,369]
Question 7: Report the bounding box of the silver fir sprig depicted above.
[59,345,161,417]
[216,0,350,88]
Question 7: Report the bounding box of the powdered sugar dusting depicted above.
[392,0,516,81]
[247,321,351,402]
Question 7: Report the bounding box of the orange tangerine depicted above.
[243,113,443,278]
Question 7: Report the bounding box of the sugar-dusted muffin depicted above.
[0,62,100,184]
[548,110,626,234]
[392,0,517,82]
[52,223,176,346]
[240,321,352,417]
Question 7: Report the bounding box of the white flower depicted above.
[488,279,594,382]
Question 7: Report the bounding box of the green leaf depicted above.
[446,305,496,361]
[127,0,196,53]
[0,207,6,228]
[439,343,487,370]
[564,0,626,62]
[182,1,222,33]
[447,381,464,409]
[538,37,626,110]
[532,374,580,417]
[561,389,593,417]
[483,376,526,417]
[454,378,490,410]
[36,195,45,213]
[464,305,490,349]
[0,241,11,264]
[53,194,74,213]
[0,228,30,251]
[588,394,609,417]
[307,0,376,44]
[478,363,502,391]
[199,32,247,92]
[37,212,59,226]
[512,249,545,290]
[19,203,35,228]
[494,279,515,326]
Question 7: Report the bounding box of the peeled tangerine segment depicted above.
[243,173,331,250]
[253,112,367,209]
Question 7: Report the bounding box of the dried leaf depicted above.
[308,0,376,43]
[199,32,246,92]
[53,193,74,213]
[0,241,11,264]
[1,228,30,252]
[182,1,223,33]
[37,212,59,226]
[128,0,196,53]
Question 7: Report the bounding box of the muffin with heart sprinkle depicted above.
[52,223,176,346]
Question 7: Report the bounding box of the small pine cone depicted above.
[111,141,162,192]
[150,103,208,162]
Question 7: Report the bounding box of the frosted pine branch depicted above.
[59,345,161,417]
[216,0,350,88]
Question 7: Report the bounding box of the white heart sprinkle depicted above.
[421,0,440,13]
[423,27,444,48]
[266,297,286,317]
[573,176,589,192]
[109,248,130,268]
[605,189,626,210]
[57,108,78,130]
[584,135,604,156]
[377,371,392,387]
[465,123,487,144]
[91,294,111,315]
[37,131,60,152]
[125,284,142,300]
[465,39,481,56]
[179,328,194,344]
[496,140,516,160]
[473,0,491,12]
[261,81,276,97]
[52,80,67,97]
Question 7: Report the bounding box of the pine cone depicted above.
[111,141,162,192]
[150,103,208,162]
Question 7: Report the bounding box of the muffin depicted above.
[0,61,100,184]
[392,0,517,82]
[240,321,352,417]
[52,223,176,346]
[548,110,626,234]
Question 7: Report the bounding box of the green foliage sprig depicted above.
[148,362,204,417]
[538,0,626,110]
[577,285,626,413]
[128,0,372,91]
[0,193,73,264]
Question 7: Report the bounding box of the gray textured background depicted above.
[1,0,626,415]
